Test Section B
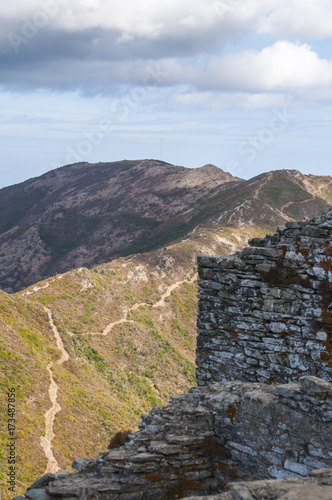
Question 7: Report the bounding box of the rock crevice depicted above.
[197,208,332,385]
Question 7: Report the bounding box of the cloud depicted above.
[1,1,332,108]
[256,0,332,39]
[0,0,243,57]
[202,42,332,92]
[1,39,332,107]
[2,0,332,42]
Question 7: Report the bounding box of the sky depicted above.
[0,0,332,188]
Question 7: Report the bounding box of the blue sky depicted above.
[0,0,332,188]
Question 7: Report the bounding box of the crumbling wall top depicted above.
[196,208,332,385]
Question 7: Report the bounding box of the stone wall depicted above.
[196,208,332,385]
[23,376,332,500]
[185,467,332,500]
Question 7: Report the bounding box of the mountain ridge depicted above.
[0,160,331,293]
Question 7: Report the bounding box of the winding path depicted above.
[41,308,69,473]
[280,196,315,213]
[152,277,196,309]
[254,172,273,200]
[38,274,197,467]
[87,273,198,337]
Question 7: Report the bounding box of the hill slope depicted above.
[0,161,331,293]
[0,223,269,498]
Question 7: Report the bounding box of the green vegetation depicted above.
[123,219,193,256]
[72,336,108,373]
[115,212,161,229]
[39,207,101,259]
[17,328,42,351]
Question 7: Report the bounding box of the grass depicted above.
[39,207,101,259]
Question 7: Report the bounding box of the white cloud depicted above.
[203,41,332,92]
[2,0,332,41]
[257,0,332,39]
[2,41,332,106]
[1,0,235,39]
[1,1,332,108]
[148,42,332,101]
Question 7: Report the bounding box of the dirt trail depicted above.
[302,177,332,198]
[23,282,50,296]
[280,196,314,213]
[254,172,273,200]
[153,274,197,309]
[41,308,69,473]
[223,201,250,226]
[270,206,292,222]
[88,273,198,337]
[100,315,136,336]
[38,274,197,469]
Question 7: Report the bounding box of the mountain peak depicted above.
[200,163,220,170]
[0,161,331,292]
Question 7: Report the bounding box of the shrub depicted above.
[108,429,132,449]
[259,257,310,288]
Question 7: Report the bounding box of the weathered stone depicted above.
[310,467,332,485]
[228,484,254,500]
[72,458,100,472]
[284,460,310,476]
[118,493,143,500]
[166,435,206,445]
[33,373,331,498]
[25,489,51,500]
[196,209,332,385]
[27,473,55,490]
[224,467,332,500]
[104,450,128,461]
[299,376,332,395]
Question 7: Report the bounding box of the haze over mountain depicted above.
[0,160,331,293]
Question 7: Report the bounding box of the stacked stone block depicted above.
[22,376,332,499]
[197,208,332,385]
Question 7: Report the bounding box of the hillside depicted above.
[0,160,240,293]
[0,161,331,293]
[0,223,270,498]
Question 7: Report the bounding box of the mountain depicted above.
[0,160,240,293]
[0,160,331,293]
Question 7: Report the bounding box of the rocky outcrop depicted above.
[197,208,332,385]
[19,376,332,499]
